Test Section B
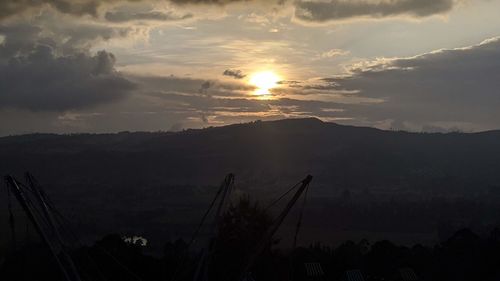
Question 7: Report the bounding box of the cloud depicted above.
[105,10,193,22]
[199,80,212,95]
[130,75,253,95]
[0,0,278,21]
[0,0,101,20]
[0,18,138,112]
[0,45,135,111]
[169,0,264,5]
[319,48,350,58]
[125,74,352,126]
[319,37,500,130]
[223,69,246,79]
[0,16,131,57]
[0,0,289,22]
[295,0,455,22]
[111,35,500,132]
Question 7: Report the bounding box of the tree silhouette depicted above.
[209,196,273,281]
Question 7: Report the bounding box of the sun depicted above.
[249,71,281,96]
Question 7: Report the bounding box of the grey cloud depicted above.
[49,0,101,17]
[170,0,256,5]
[127,75,275,118]
[0,19,130,58]
[42,23,131,54]
[295,0,455,22]
[0,43,135,111]
[169,0,288,6]
[132,75,213,94]
[105,10,193,22]
[0,0,269,21]
[131,75,253,97]
[0,20,136,111]
[0,0,101,20]
[0,24,43,60]
[223,69,246,79]
[130,75,370,127]
[320,37,500,130]
[199,80,212,95]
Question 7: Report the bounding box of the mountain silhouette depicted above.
[2,118,500,249]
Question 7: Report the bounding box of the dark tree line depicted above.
[2,198,500,281]
[291,228,500,281]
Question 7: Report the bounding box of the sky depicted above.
[1,0,500,135]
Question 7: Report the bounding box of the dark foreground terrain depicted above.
[3,226,500,281]
[2,118,500,251]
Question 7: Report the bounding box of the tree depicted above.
[209,196,274,281]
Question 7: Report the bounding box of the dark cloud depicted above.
[321,37,500,130]
[0,0,274,21]
[105,10,193,22]
[132,75,213,94]
[199,80,212,95]
[223,69,246,79]
[0,24,43,60]
[169,0,256,5]
[41,23,131,54]
[0,0,101,20]
[0,20,136,112]
[295,0,455,22]
[0,19,130,58]
[49,0,101,17]
[0,45,135,111]
[277,80,301,86]
[130,75,253,97]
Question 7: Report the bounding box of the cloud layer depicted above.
[320,37,500,130]
[104,10,193,22]
[0,0,102,20]
[0,0,458,23]
[295,0,455,22]
[0,0,276,21]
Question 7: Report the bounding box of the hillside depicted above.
[2,118,500,248]
[2,118,500,193]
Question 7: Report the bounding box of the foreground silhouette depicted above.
[3,219,500,281]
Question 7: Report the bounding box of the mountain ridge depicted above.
[1,117,500,191]
[2,117,500,141]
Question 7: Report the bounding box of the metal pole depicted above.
[5,175,73,281]
[238,175,313,281]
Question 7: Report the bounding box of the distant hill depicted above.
[2,118,500,248]
[2,118,500,194]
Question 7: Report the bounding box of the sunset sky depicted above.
[1,0,500,135]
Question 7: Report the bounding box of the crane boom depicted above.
[4,175,83,281]
[25,173,83,281]
[192,173,235,281]
[239,175,313,281]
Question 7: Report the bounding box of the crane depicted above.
[238,174,313,281]
[4,174,83,281]
[170,174,235,281]
[192,173,235,281]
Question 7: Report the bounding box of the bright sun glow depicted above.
[249,71,281,96]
